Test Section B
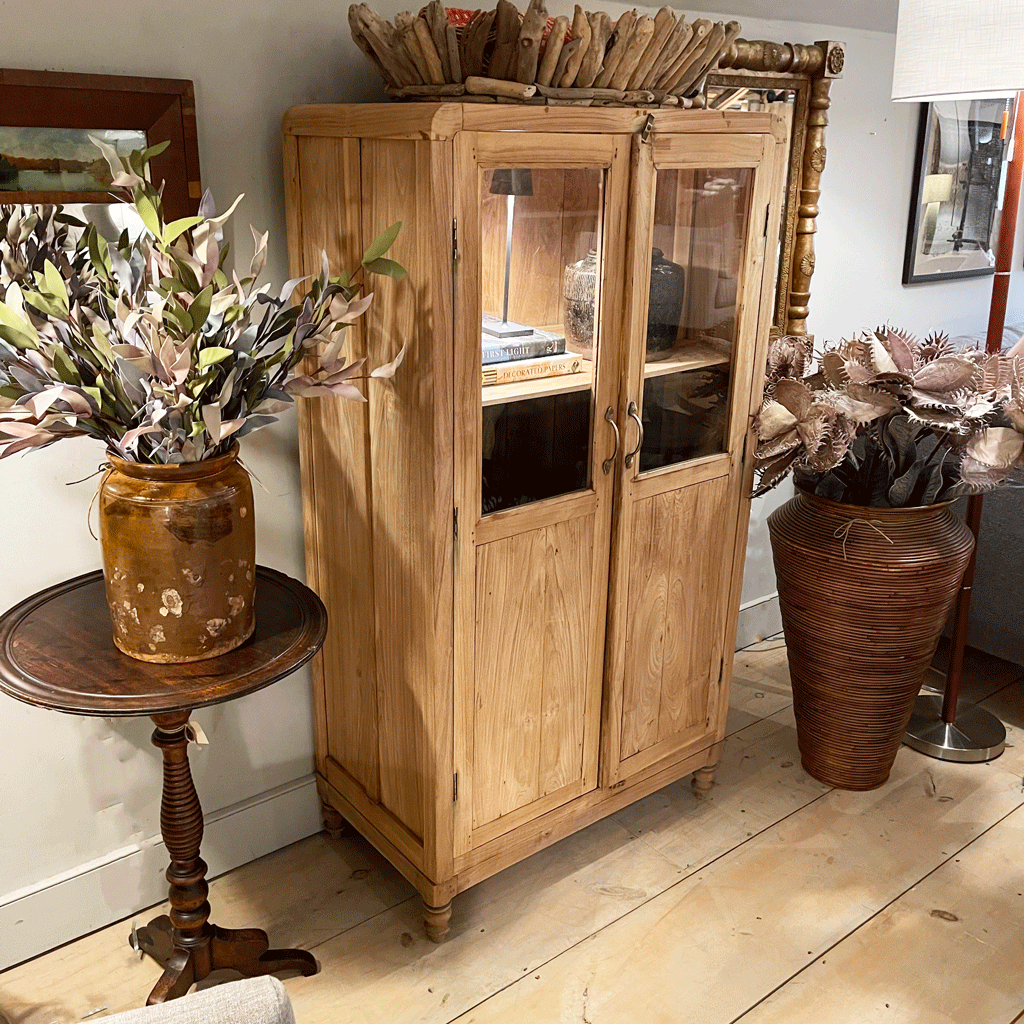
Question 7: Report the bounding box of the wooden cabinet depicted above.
[283,103,786,940]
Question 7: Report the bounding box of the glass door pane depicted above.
[479,167,604,515]
[638,167,753,473]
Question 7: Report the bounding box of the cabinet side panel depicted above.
[363,138,445,845]
[295,136,381,801]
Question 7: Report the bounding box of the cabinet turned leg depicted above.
[321,802,351,840]
[423,900,452,944]
[692,764,717,801]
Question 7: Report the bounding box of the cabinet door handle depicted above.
[624,401,644,468]
[602,407,620,475]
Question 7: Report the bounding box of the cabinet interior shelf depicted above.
[481,367,594,406]
[479,339,732,406]
[643,340,731,378]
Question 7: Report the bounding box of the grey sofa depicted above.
[949,322,1024,666]
[93,978,294,1024]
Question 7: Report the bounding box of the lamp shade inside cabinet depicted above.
[283,103,786,941]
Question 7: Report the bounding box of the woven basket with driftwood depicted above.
[349,0,741,107]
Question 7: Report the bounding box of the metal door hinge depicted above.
[453,507,459,543]
[763,204,770,237]
[718,658,724,685]
[452,217,459,267]
[453,772,459,802]
[639,113,655,144]
[741,432,749,466]
[610,779,626,790]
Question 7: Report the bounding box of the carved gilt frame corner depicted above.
[710,38,845,342]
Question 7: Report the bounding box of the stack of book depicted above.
[481,317,566,366]
[482,352,584,387]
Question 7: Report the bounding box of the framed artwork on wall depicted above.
[903,96,1015,285]
[0,68,202,221]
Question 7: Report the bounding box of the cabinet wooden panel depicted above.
[283,103,787,941]
[473,514,595,830]
[620,473,730,762]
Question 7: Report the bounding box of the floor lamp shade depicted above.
[892,0,1024,101]
[489,168,534,197]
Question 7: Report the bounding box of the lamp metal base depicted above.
[903,690,1006,763]
[482,319,534,339]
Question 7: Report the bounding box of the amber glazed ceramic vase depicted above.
[768,490,973,790]
[99,445,256,663]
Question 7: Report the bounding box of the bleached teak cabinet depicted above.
[283,103,785,940]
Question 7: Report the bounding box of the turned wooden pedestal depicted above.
[0,568,327,1005]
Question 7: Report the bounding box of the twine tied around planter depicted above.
[833,518,895,560]
[69,462,115,541]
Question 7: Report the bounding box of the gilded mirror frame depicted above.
[709,38,845,342]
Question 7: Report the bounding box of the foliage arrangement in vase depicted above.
[0,141,405,663]
[753,328,1024,789]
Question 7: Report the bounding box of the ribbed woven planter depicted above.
[768,490,974,790]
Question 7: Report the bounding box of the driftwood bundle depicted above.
[349,1,741,106]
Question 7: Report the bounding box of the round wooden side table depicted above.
[0,567,327,1005]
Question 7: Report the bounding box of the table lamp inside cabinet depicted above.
[283,103,786,941]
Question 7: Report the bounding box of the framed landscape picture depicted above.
[0,69,202,220]
[903,97,1015,285]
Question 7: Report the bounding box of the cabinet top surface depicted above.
[282,103,782,142]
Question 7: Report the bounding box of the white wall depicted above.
[1,0,1021,968]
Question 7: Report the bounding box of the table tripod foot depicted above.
[147,949,196,1005]
[210,925,319,979]
[256,948,320,977]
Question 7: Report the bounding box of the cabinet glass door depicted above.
[604,130,781,785]
[479,165,605,514]
[454,132,628,852]
[638,166,753,472]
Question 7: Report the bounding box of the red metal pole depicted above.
[942,93,1024,723]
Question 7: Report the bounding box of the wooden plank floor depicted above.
[3,637,1023,1024]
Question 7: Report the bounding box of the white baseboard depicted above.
[0,774,322,971]
[734,592,782,651]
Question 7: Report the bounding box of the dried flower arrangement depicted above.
[753,328,1024,507]
[0,141,405,463]
[349,0,740,107]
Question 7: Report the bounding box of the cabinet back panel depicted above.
[473,515,595,829]
[620,474,730,759]
[480,168,601,330]
[295,136,380,800]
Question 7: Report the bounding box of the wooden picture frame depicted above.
[903,97,1015,285]
[0,69,202,221]
[709,38,845,342]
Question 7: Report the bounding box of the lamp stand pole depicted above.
[904,93,1023,763]
[502,193,515,325]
